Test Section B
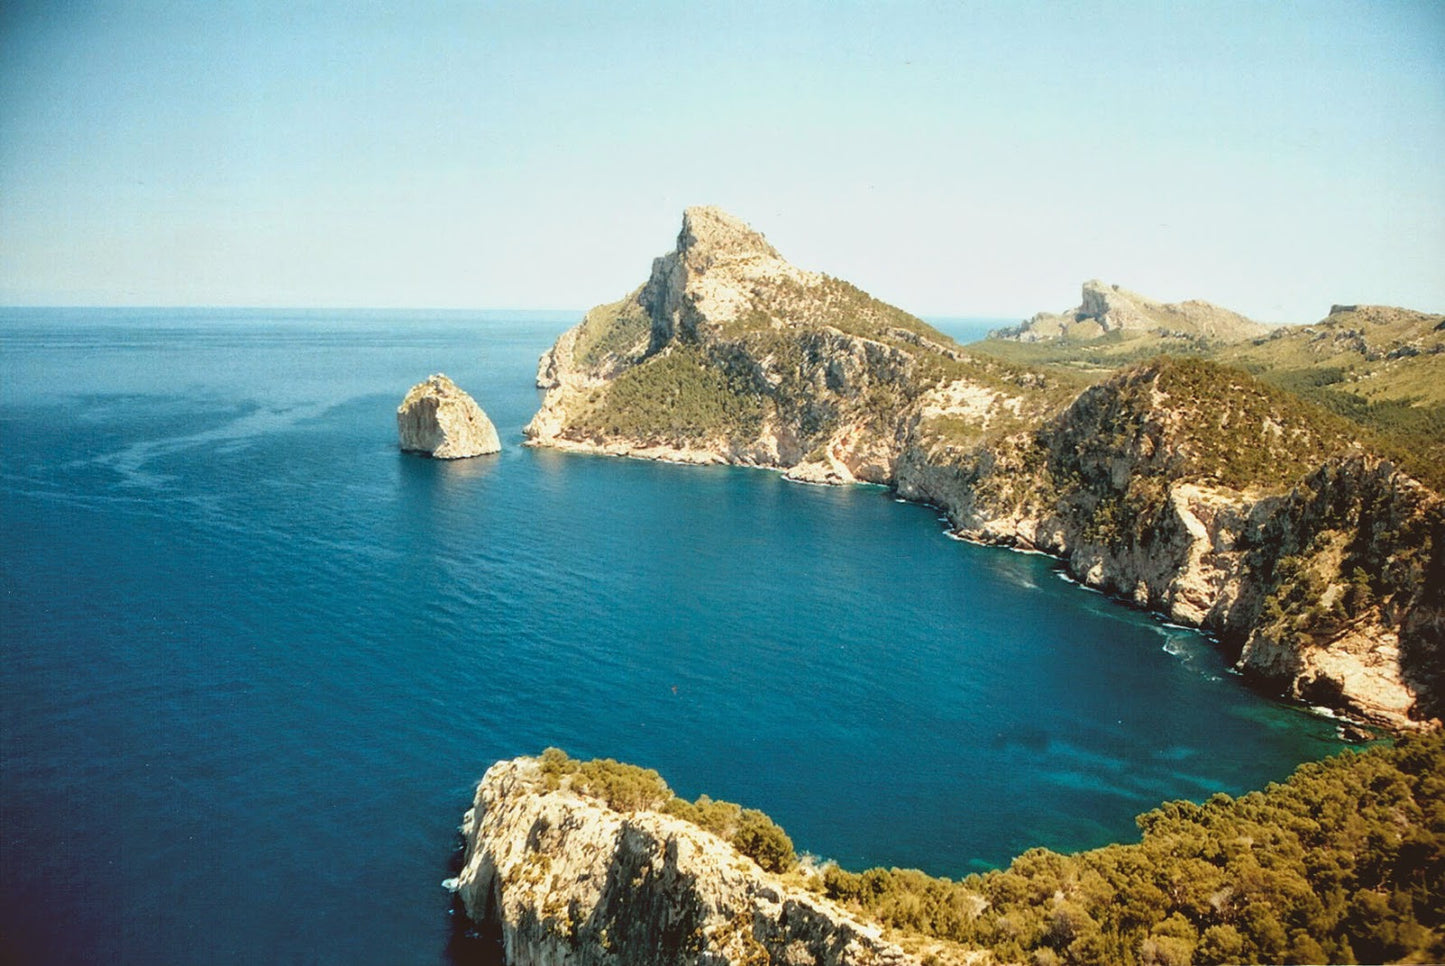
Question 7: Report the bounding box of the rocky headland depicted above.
[522,207,1443,730]
[454,752,923,966]
[452,739,1444,966]
[398,373,501,459]
[989,279,1270,344]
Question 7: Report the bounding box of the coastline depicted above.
[523,432,1397,738]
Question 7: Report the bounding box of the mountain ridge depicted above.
[522,207,1443,730]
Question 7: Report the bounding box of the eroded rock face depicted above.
[397,374,501,459]
[894,363,1444,731]
[455,758,918,966]
[518,207,1441,730]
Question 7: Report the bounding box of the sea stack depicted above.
[397,373,501,458]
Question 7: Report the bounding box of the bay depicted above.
[0,308,1342,964]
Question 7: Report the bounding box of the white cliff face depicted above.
[397,374,501,459]
[455,758,919,966]
[519,207,1441,732]
[894,376,1444,732]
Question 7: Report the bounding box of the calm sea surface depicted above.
[0,309,1342,963]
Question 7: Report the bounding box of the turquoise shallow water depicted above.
[0,309,1342,963]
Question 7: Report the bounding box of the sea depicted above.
[0,308,1344,964]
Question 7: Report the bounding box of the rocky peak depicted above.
[994,281,1268,343]
[1078,278,1147,330]
[677,205,782,266]
[641,207,818,350]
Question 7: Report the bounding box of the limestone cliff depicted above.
[522,208,1441,729]
[896,358,1444,729]
[524,206,1064,485]
[991,280,1270,344]
[454,755,921,965]
[398,373,501,459]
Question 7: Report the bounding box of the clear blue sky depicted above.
[2,1,1442,322]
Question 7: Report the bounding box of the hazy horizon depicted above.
[3,2,1442,323]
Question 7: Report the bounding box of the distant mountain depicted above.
[991,279,1269,345]
[524,204,1064,486]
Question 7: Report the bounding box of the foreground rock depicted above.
[455,756,919,965]
[521,208,1442,730]
[397,373,501,459]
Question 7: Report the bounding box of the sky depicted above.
[1,1,1442,323]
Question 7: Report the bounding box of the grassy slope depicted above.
[1146,357,1366,492]
[969,308,1445,492]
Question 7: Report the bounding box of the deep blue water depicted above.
[0,309,1342,964]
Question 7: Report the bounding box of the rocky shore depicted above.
[519,207,1443,731]
[453,755,921,966]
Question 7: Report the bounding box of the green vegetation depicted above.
[573,290,653,369]
[972,305,1445,493]
[573,345,765,443]
[1147,357,1364,491]
[664,796,796,874]
[533,738,1445,964]
[539,747,673,811]
[536,748,796,874]
[820,732,1445,965]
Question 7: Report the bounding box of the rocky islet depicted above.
[397,372,501,459]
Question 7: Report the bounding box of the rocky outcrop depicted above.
[896,360,1444,730]
[520,208,1441,730]
[454,756,920,966]
[524,206,1061,484]
[991,280,1270,344]
[397,373,501,459]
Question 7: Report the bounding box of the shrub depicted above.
[537,750,796,872]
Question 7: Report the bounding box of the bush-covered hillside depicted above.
[1147,357,1365,491]
[526,737,1444,964]
[536,748,796,874]
[568,345,766,443]
[820,732,1445,965]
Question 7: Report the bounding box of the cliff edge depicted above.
[521,209,1442,730]
[454,753,921,965]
